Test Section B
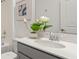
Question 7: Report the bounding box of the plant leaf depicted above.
[31,23,43,31]
[43,25,52,30]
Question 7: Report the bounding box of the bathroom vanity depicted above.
[14,37,77,59]
[17,42,64,59]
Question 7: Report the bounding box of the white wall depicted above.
[1,0,14,51]
[15,0,35,37]
[16,0,22,2]
[35,0,60,32]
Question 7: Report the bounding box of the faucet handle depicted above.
[49,32,59,41]
[50,32,54,36]
[49,32,54,40]
[54,33,59,41]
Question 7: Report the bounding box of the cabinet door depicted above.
[18,42,65,59]
[60,0,77,34]
[18,52,32,59]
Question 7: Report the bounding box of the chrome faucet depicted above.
[49,32,59,41]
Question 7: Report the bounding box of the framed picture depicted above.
[18,3,27,16]
[16,0,32,21]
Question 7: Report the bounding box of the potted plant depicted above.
[30,16,52,39]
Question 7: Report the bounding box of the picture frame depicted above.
[18,3,27,16]
[16,0,32,21]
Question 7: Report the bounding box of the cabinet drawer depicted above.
[18,52,31,59]
[18,42,64,59]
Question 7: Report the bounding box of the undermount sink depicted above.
[35,40,65,48]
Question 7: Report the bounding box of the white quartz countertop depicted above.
[14,37,77,59]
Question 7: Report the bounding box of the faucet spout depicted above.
[49,32,59,41]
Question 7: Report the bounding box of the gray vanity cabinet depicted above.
[17,42,64,59]
[18,52,31,59]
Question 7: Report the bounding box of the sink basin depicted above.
[35,40,65,48]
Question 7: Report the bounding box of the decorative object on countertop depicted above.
[30,16,52,39]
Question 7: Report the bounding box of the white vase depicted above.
[29,31,45,39]
[30,33,38,39]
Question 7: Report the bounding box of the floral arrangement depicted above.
[31,16,52,33]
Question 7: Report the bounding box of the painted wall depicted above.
[35,0,60,32]
[1,0,13,51]
[15,0,35,37]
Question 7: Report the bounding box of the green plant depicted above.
[31,16,52,33]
